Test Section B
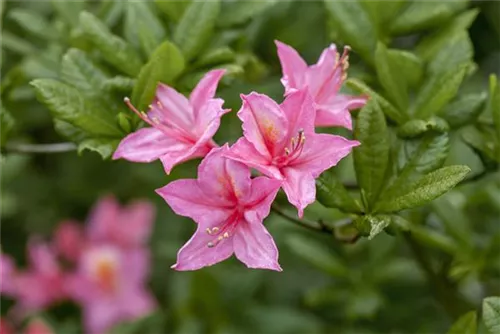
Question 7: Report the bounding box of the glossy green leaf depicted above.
[53,119,88,143]
[8,8,59,40]
[79,11,144,77]
[316,170,362,213]
[103,76,135,92]
[173,0,220,61]
[193,47,235,69]
[440,93,486,128]
[218,0,277,27]
[388,48,423,89]
[360,0,405,37]
[447,311,477,334]
[376,165,470,213]
[124,1,165,57]
[397,118,449,138]
[78,138,120,159]
[52,0,86,27]
[155,0,191,23]
[324,0,377,63]
[483,296,500,334]
[354,100,389,211]
[390,1,468,35]
[132,41,185,112]
[375,43,408,111]
[461,125,498,163]
[346,78,405,124]
[286,235,348,277]
[31,79,122,137]
[0,107,15,146]
[428,32,473,76]
[413,64,469,119]
[61,49,108,98]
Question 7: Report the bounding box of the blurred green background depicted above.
[1,0,500,333]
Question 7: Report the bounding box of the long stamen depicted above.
[205,213,239,248]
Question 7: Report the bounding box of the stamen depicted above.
[284,130,306,163]
[204,212,240,248]
[285,148,290,155]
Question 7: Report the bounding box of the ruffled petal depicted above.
[280,89,316,137]
[150,83,194,129]
[315,94,367,129]
[275,40,308,95]
[189,69,226,116]
[242,176,282,220]
[306,44,344,104]
[281,167,316,218]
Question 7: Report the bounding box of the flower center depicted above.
[205,210,242,248]
[274,130,306,167]
[85,247,120,293]
[95,259,117,292]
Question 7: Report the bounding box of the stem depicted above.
[5,142,77,154]
[271,204,332,234]
[403,233,473,318]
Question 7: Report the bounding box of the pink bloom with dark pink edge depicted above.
[156,145,282,271]
[13,240,66,312]
[275,40,367,129]
[224,90,360,217]
[113,69,230,174]
[65,246,155,334]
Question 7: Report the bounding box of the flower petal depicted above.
[275,40,308,95]
[189,69,226,116]
[293,134,360,177]
[242,176,282,220]
[280,89,316,137]
[238,92,289,158]
[306,44,344,104]
[233,219,282,271]
[315,95,367,129]
[281,168,316,217]
[197,145,251,202]
[84,299,120,334]
[54,221,84,262]
[225,138,283,180]
[113,127,189,163]
[194,98,228,135]
[28,239,59,275]
[116,201,155,247]
[150,83,194,129]
[0,253,17,296]
[86,196,120,243]
[172,225,234,271]
[156,179,231,225]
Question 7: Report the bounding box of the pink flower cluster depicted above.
[113,41,366,272]
[0,196,156,334]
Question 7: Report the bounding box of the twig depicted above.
[271,204,332,234]
[5,142,77,154]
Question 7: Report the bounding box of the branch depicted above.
[5,142,77,154]
[271,204,332,234]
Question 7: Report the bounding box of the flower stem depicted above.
[5,142,77,154]
[271,204,332,234]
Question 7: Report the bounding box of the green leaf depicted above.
[54,119,88,142]
[413,64,469,119]
[346,78,406,124]
[324,0,377,63]
[366,215,391,240]
[31,79,122,137]
[173,0,220,61]
[0,107,15,146]
[78,138,120,159]
[52,0,86,28]
[440,93,486,128]
[397,117,449,139]
[218,0,277,27]
[376,165,470,213]
[461,125,498,163]
[316,170,362,213]
[375,43,410,111]
[0,31,36,55]
[483,296,500,334]
[285,235,348,277]
[131,41,185,112]
[416,9,479,61]
[390,1,468,35]
[103,76,136,92]
[8,8,59,40]
[353,99,390,211]
[447,311,477,334]
[61,49,108,98]
[489,75,500,143]
[124,1,165,57]
[432,197,473,250]
[427,32,473,76]
[155,0,191,23]
[387,49,423,89]
[360,0,405,37]
[193,47,235,69]
[79,11,144,77]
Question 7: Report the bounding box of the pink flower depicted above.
[65,245,155,334]
[156,145,282,271]
[225,90,359,217]
[113,69,229,174]
[13,240,66,312]
[0,253,17,296]
[276,40,367,129]
[23,319,54,334]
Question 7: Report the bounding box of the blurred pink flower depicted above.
[23,318,54,334]
[225,90,359,217]
[0,253,17,296]
[157,145,282,271]
[113,69,229,174]
[276,40,367,129]
[65,245,155,334]
[13,240,66,312]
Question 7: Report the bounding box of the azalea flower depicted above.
[65,245,155,334]
[113,69,229,174]
[11,240,66,312]
[224,90,359,217]
[0,318,54,334]
[0,252,17,296]
[156,145,282,271]
[276,40,367,129]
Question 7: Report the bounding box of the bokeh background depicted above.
[1,0,500,333]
